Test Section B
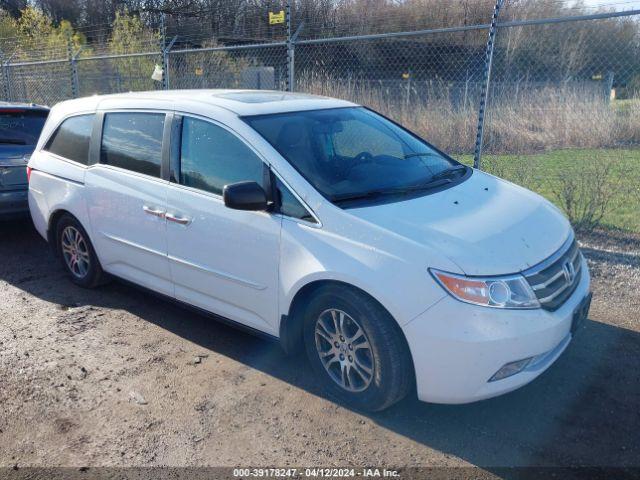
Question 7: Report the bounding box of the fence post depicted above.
[159,14,177,91]
[473,0,506,169]
[163,36,177,90]
[66,30,80,98]
[604,71,614,102]
[0,51,7,101]
[286,14,304,93]
[1,62,9,101]
[71,46,85,99]
[3,51,17,101]
[286,1,294,92]
[160,13,169,90]
[70,56,79,98]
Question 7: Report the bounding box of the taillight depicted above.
[26,166,32,182]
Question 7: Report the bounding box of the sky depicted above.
[578,0,640,11]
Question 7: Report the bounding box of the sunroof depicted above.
[214,91,316,104]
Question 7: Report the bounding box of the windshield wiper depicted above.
[331,178,452,204]
[404,152,440,159]
[0,139,27,145]
[430,165,468,180]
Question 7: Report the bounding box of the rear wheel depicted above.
[56,214,105,288]
[303,285,413,412]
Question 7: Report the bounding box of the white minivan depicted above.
[28,90,591,411]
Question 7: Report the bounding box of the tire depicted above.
[303,284,413,412]
[55,214,105,288]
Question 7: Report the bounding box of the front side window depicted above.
[244,107,465,205]
[179,117,264,195]
[100,112,165,178]
[45,114,93,165]
[274,177,315,223]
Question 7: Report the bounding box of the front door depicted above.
[166,115,281,334]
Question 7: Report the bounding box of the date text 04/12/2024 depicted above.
[232,468,401,477]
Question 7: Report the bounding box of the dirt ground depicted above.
[1,220,639,472]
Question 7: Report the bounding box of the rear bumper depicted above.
[0,188,29,219]
[403,256,591,404]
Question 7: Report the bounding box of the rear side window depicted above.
[0,109,48,146]
[44,114,93,165]
[101,112,165,178]
[179,117,264,195]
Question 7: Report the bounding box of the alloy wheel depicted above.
[61,226,91,279]
[314,308,374,392]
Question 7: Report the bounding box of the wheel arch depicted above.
[279,278,413,372]
[47,209,90,256]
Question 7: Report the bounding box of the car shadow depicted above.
[1,220,639,471]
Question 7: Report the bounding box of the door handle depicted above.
[143,205,166,218]
[166,212,192,226]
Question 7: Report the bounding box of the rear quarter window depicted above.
[44,114,95,165]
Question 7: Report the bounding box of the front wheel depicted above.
[303,285,413,412]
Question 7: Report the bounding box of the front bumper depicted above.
[404,256,591,404]
[0,188,29,219]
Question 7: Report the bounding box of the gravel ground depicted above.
[1,220,639,471]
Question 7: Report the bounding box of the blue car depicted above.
[0,103,49,220]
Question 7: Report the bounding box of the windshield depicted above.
[244,107,463,204]
[0,109,48,147]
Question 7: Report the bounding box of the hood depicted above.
[348,170,571,276]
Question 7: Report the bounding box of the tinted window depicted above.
[245,107,458,204]
[333,119,404,159]
[101,113,164,177]
[45,114,93,164]
[180,117,264,195]
[0,109,48,146]
[275,177,315,222]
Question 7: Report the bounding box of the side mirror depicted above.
[223,181,268,211]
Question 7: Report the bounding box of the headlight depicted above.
[430,269,540,309]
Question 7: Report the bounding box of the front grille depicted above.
[523,237,583,311]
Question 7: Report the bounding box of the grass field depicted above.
[458,148,640,233]
[613,98,640,113]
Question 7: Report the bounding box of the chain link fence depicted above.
[76,54,161,96]
[168,43,288,90]
[483,13,640,232]
[294,28,489,155]
[1,60,72,105]
[0,6,638,232]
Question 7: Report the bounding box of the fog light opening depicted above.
[488,357,533,382]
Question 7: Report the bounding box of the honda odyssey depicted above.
[28,90,591,411]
